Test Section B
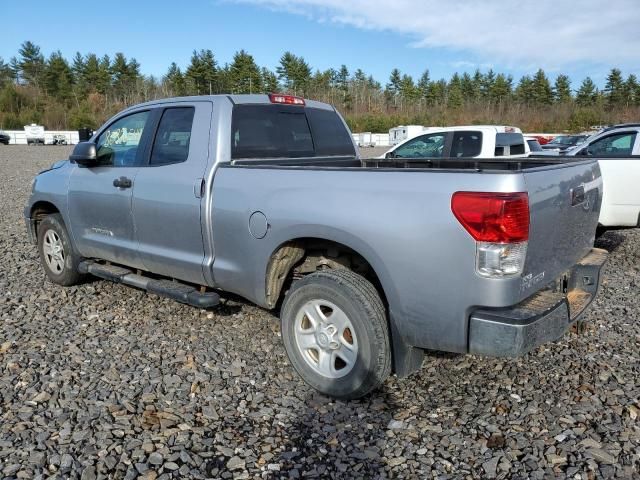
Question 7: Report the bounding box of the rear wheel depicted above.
[280,269,391,399]
[37,214,84,286]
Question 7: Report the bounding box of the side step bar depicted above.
[78,261,220,308]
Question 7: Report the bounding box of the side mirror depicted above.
[70,142,98,167]
[385,151,396,159]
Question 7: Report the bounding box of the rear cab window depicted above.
[231,105,355,159]
[495,133,526,156]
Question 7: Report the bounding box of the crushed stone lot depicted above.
[1,145,639,479]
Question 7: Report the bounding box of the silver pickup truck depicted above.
[25,94,607,399]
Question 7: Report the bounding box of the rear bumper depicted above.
[468,248,608,357]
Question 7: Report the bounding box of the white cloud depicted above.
[233,0,640,70]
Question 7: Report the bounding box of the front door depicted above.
[132,102,212,285]
[67,110,152,268]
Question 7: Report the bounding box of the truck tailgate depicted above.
[522,160,602,291]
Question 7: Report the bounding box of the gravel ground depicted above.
[1,145,639,479]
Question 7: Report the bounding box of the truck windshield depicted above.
[231,105,355,159]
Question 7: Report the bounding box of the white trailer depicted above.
[389,125,427,146]
[24,124,45,145]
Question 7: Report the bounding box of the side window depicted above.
[96,111,150,167]
[588,132,636,156]
[150,107,195,165]
[450,131,482,157]
[394,133,446,158]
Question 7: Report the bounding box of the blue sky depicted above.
[2,0,639,88]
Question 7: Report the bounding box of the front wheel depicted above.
[37,214,84,286]
[280,269,391,399]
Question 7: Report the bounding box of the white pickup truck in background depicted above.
[560,123,640,228]
[381,125,530,159]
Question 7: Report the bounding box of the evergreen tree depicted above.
[186,49,218,94]
[515,75,535,104]
[44,51,74,102]
[164,62,186,96]
[447,73,463,108]
[604,68,625,107]
[575,77,598,106]
[399,74,418,100]
[532,69,553,105]
[276,52,311,95]
[460,72,477,103]
[229,50,262,94]
[386,68,401,97]
[417,70,430,101]
[336,65,349,91]
[261,67,279,93]
[482,69,496,99]
[623,74,638,106]
[490,74,513,104]
[553,74,572,103]
[18,41,45,87]
[0,57,13,89]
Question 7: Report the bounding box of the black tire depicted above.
[280,269,391,400]
[37,213,84,286]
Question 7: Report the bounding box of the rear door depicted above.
[131,101,212,285]
[68,110,152,268]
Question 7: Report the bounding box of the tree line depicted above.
[1,40,639,133]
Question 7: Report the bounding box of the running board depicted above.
[78,261,220,308]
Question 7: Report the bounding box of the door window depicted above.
[150,107,195,165]
[96,111,150,167]
[587,132,636,156]
[393,133,446,158]
[450,131,482,157]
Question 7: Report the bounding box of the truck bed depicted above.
[231,156,594,172]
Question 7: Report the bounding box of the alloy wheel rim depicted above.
[43,229,65,274]
[294,299,358,379]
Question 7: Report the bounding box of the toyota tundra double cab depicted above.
[25,94,607,399]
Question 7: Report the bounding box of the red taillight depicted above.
[451,192,529,243]
[269,93,305,105]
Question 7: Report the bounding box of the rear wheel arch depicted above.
[265,237,423,378]
[264,237,390,310]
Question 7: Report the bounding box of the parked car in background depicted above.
[381,126,530,159]
[524,136,543,152]
[541,134,589,152]
[0,131,10,145]
[561,124,640,227]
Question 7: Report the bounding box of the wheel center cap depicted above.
[317,332,329,348]
[316,325,340,350]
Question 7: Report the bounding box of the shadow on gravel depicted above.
[594,230,627,253]
[272,385,399,478]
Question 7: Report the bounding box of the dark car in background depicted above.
[541,134,589,152]
[0,131,10,145]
